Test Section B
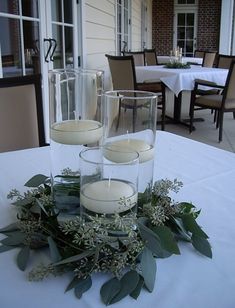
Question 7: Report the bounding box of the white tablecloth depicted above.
[157,56,203,65]
[136,65,228,96]
[1,131,235,308]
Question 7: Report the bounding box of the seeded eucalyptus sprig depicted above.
[0,174,212,305]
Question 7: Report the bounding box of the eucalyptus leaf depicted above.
[100,277,121,305]
[36,199,49,216]
[191,234,212,258]
[0,245,16,253]
[130,275,144,300]
[152,225,180,255]
[54,249,95,266]
[138,222,167,257]
[140,247,156,292]
[17,246,30,271]
[24,174,49,187]
[0,222,20,233]
[110,270,140,305]
[65,276,83,292]
[1,232,26,246]
[181,214,208,239]
[47,236,61,262]
[74,276,92,299]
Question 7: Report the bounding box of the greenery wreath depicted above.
[0,174,212,306]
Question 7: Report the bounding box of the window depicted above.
[116,0,130,55]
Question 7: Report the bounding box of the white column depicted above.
[219,0,234,54]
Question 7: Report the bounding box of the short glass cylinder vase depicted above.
[49,69,104,215]
[79,147,139,223]
[102,90,157,205]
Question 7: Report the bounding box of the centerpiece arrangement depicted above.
[0,71,212,306]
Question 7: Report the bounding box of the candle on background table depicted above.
[50,119,103,145]
[80,179,138,214]
[104,139,154,163]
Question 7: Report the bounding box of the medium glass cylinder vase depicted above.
[49,68,104,215]
[102,90,157,205]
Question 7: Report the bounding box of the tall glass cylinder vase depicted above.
[102,90,157,206]
[49,69,104,216]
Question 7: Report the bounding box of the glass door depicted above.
[0,0,80,77]
[0,0,41,77]
[174,9,198,56]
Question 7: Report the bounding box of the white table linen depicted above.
[0,131,235,308]
[136,65,228,97]
[157,56,203,65]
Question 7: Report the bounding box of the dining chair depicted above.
[0,74,46,152]
[194,50,205,58]
[202,51,217,67]
[216,54,235,69]
[189,60,235,142]
[144,48,158,66]
[122,51,145,66]
[105,54,165,131]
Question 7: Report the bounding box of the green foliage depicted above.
[164,62,191,69]
[0,175,212,305]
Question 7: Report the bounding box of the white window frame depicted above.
[116,0,131,55]
[174,5,198,56]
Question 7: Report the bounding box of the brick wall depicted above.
[152,0,221,55]
[197,0,221,51]
[152,0,174,55]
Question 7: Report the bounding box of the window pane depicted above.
[124,9,128,34]
[51,0,62,22]
[0,17,22,77]
[177,27,185,40]
[23,20,40,74]
[187,13,194,26]
[186,27,193,39]
[178,0,186,4]
[186,40,193,53]
[0,0,19,15]
[22,0,38,18]
[178,14,185,26]
[187,0,195,4]
[64,0,72,24]
[65,26,73,68]
[52,24,63,68]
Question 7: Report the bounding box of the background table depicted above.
[1,131,235,308]
[136,65,228,126]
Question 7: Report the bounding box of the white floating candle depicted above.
[80,179,137,214]
[50,119,103,145]
[104,139,154,163]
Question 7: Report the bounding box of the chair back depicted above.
[194,50,205,58]
[144,49,158,66]
[217,54,235,69]
[0,74,45,152]
[123,51,145,66]
[222,61,235,109]
[202,51,217,67]
[105,54,137,90]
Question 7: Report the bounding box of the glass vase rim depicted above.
[103,90,157,100]
[79,146,140,166]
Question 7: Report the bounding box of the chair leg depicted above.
[161,102,165,131]
[233,112,235,119]
[219,111,224,142]
[189,103,194,133]
[116,99,122,131]
[214,110,217,123]
[132,107,137,133]
[216,110,220,129]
